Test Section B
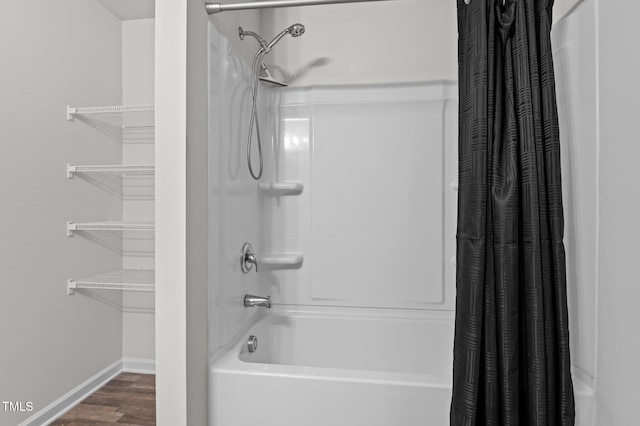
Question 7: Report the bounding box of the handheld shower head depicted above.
[265,23,306,52]
[288,23,305,37]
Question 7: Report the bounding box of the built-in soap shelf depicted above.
[67,221,155,237]
[67,269,155,295]
[258,181,304,196]
[261,253,304,270]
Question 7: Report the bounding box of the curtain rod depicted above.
[205,0,393,15]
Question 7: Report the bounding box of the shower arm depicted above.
[239,28,268,51]
[206,0,393,14]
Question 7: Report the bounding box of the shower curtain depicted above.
[451,0,575,425]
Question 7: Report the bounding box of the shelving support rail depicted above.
[67,270,156,295]
[66,164,155,179]
[67,221,156,237]
[66,104,155,121]
[67,280,156,295]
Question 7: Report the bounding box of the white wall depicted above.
[596,0,640,424]
[186,1,219,424]
[261,0,457,86]
[123,20,155,105]
[155,0,187,424]
[0,1,123,425]
[551,0,598,387]
[122,18,156,364]
[554,0,584,23]
[553,1,640,424]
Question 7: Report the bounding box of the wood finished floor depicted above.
[51,373,155,425]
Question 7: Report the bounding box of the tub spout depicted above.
[244,294,271,309]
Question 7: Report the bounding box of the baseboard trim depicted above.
[122,357,156,374]
[19,360,122,426]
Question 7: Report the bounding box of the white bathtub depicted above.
[210,308,595,426]
[210,308,455,426]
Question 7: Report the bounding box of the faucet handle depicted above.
[241,242,259,273]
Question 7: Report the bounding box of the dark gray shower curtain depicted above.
[451,0,575,425]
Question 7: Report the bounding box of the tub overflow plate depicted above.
[248,335,258,353]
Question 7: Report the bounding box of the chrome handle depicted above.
[241,242,259,273]
[245,252,259,272]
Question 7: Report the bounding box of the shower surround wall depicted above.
[259,82,459,311]
[205,0,459,363]
[203,3,461,422]
[207,23,262,363]
[207,20,463,426]
[205,0,460,315]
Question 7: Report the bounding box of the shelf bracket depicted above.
[65,270,155,294]
[66,164,77,179]
[66,105,77,121]
[67,222,76,237]
[67,279,77,295]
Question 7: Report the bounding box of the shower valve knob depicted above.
[241,242,259,273]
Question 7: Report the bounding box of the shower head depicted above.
[265,23,306,53]
[258,62,288,87]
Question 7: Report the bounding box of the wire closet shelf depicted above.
[66,104,155,131]
[66,221,155,237]
[66,164,155,178]
[67,269,155,295]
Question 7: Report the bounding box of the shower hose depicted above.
[247,48,267,180]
